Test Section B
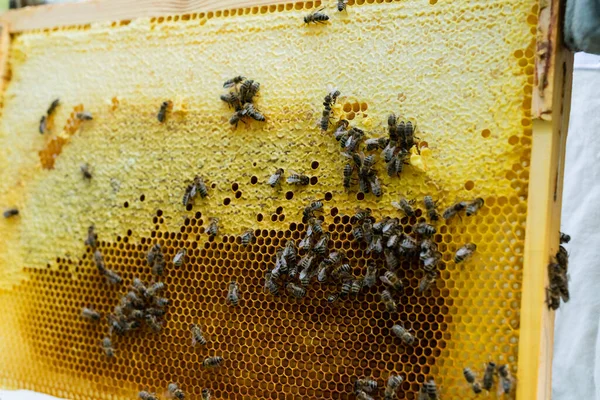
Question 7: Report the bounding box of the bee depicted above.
[147,243,161,266]
[392,198,415,217]
[560,231,571,244]
[39,116,47,134]
[223,75,246,88]
[265,272,281,296]
[323,251,343,266]
[94,249,106,272]
[139,392,158,400]
[85,225,97,248]
[380,271,404,292]
[422,380,439,400]
[423,196,439,222]
[157,100,171,123]
[381,218,399,238]
[242,102,266,122]
[369,175,382,197]
[81,307,101,321]
[173,248,186,268]
[304,200,324,219]
[392,324,414,345]
[226,280,240,306]
[75,111,93,121]
[145,314,162,332]
[201,389,211,400]
[147,281,165,297]
[194,175,209,198]
[350,279,363,295]
[326,293,340,304]
[382,141,396,163]
[442,201,468,220]
[239,79,260,103]
[282,240,297,264]
[399,235,418,255]
[418,272,437,294]
[313,233,330,254]
[386,232,402,249]
[331,263,353,281]
[207,217,219,237]
[464,368,483,394]
[497,364,513,394]
[353,225,364,242]
[146,308,165,317]
[355,391,375,400]
[482,361,496,390]
[337,0,348,11]
[340,280,353,297]
[380,289,397,312]
[287,172,310,185]
[384,249,400,271]
[466,197,484,216]
[304,8,329,23]
[154,297,169,307]
[355,378,378,393]
[317,262,330,283]
[167,383,185,400]
[299,253,316,271]
[373,217,390,233]
[414,222,436,237]
[126,290,144,307]
[191,324,207,346]
[307,217,324,236]
[203,356,224,368]
[240,229,255,246]
[321,108,332,132]
[384,375,403,400]
[3,208,19,218]
[299,235,313,251]
[455,243,477,263]
[220,92,240,108]
[268,168,284,187]
[363,261,378,288]
[152,252,166,276]
[365,137,389,151]
[80,163,92,179]
[101,337,114,357]
[367,235,383,254]
[354,208,371,223]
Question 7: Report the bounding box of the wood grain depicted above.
[0,23,10,96]
[0,0,298,32]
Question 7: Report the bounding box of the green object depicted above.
[0,0,9,11]
[565,0,600,54]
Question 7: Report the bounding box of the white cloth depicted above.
[553,53,600,400]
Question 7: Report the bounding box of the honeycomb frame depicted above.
[0,0,572,399]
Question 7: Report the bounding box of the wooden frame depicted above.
[0,1,574,399]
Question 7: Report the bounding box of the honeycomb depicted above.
[0,0,537,399]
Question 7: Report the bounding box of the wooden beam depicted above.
[518,0,573,398]
[0,22,9,95]
[0,0,298,32]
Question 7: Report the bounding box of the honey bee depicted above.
[391,324,414,345]
[229,110,246,128]
[369,175,382,197]
[287,172,310,185]
[239,79,260,103]
[482,361,496,390]
[147,243,161,266]
[365,137,389,151]
[240,229,255,246]
[353,208,371,223]
[220,92,240,108]
[145,314,162,332]
[265,272,281,296]
[304,200,324,219]
[138,392,158,400]
[76,111,93,121]
[207,217,219,237]
[422,380,439,400]
[455,243,477,263]
[126,291,144,308]
[268,168,284,187]
[299,235,313,251]
[3,208,19,218]
[466,197,484,216]
[363,261,378,288]
[81,307,101,321]
[85,225,97,248]
[313,233,330,254]
[145,308,165,317]
[380,289,397,312]
[423,196,439,222]
[355,378,378,393]
[94,249,105,272]
[39,115,47,134]
[340,280,353,297]
[80,163,92,179]
[442,201,468,220]
[242,102,266,122]
[304,8,330,23]
[154,297,169,307]
[337,0,348,11]
[223,75,246,88]
[353,225,364,242]
[227,280,240,306]
[191,323,207,346]
[307,218,323,237]
[104,268,123,284]
[321,108,332,132]
[380,271,404,292]
[414,222,436,237]
[463,368,482,394]
[559,231,571,244]
[384,249,399,271]
[326,293,340,304]
[173,248,186,268]
[151,252,166,276]
[194,175,209,198]
[350,279,363,295]
[399,235,418,255]
[147,281,165,297]
[282,240,297,264]
[102,337,114,357]
[381,218,399,238]
[362,219,374,245]
[287,283,307,299]
[367,235,383,254]
[299,253,316,271]
[167,383,185,400]
[157,100,172,123]
[418,272,437,294]
[201,388,211,400]
[47,98,60,115]
[392,198,415,217]
[316,262,330,283]
[384,375,403,400]
[355,391,374,400]
[497,364,513,394]
[331,263,353,281]
[203,356,224,368]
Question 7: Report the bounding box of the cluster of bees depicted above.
[463,362,514,396]
[219,76,264,127]
[38,98,92,134]
[546,232,571,310]
[303,1,349,24]
[139,383,211,400]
